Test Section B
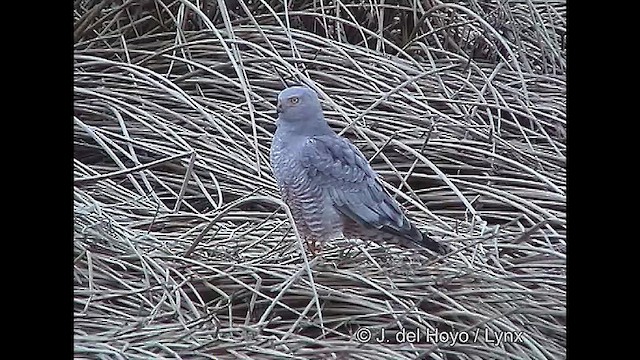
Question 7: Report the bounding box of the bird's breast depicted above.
[270,133,308,184]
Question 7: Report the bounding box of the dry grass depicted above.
[74,1,566,359]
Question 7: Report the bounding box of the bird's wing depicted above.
[300,134,420,239]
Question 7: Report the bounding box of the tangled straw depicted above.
[74,1,565,359]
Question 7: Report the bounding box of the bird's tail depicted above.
[384,221,449,255]
[413,231,449,255]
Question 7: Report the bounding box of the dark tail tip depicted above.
[383,221,450,255]
[421,234,449,255]
[405,222,449,255]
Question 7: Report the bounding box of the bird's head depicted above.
[276,86,324,124]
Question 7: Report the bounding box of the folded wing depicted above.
[300,135,446,254]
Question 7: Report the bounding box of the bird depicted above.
[270,85,447,255]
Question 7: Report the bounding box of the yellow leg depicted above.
[307,238,320,255]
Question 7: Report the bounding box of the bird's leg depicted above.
[307,238,321,256]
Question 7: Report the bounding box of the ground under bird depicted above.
[270,85,448,255]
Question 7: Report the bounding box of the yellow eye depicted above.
[289,97,299,104]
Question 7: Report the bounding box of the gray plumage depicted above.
[270,86,446,254]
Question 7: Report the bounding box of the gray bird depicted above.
[270,86,447,255]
